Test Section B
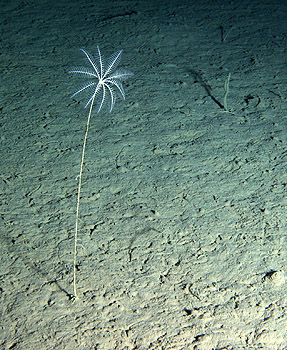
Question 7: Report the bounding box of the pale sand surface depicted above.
[1,0,287,349]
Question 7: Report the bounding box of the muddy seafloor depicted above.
[1,0,287,349]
